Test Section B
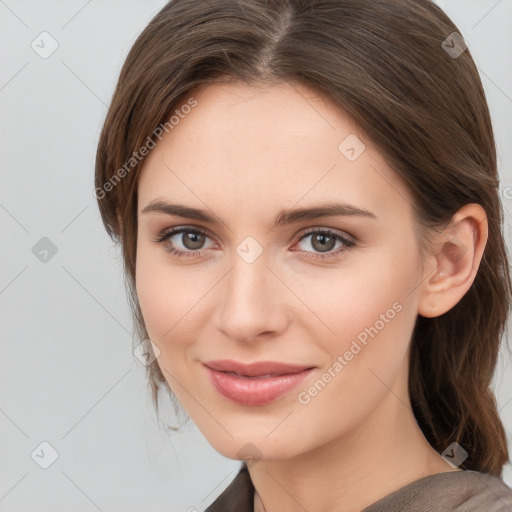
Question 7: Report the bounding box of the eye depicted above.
[154,226,357,261]
[293,228,356,261]
[154,227,215,259]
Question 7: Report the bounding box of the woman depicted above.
[95,0,512,510]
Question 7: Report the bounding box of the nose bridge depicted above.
[213,243,287,342]
[230,247,270,303]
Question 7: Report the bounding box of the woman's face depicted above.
[136,81,428,461]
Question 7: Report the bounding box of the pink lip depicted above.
[203,359,315,406]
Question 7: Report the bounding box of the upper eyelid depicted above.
[157,224,356,246]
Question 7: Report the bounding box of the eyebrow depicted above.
[141,200,377,228]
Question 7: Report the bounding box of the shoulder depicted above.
[363,469,512,512]
[205,464,254,512]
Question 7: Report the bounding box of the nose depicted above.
[212,249,291,344]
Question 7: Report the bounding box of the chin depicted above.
[204,430,308,464]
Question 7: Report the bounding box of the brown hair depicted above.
[95,0,512,476]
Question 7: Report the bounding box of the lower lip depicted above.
[204,365,314,406]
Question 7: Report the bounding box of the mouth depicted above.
[219,371,294,379]
[202,360,315,406]
[203,359,314,377]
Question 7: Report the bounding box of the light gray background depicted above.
[1,1,511,511]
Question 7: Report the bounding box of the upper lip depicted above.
[203,359,314,377]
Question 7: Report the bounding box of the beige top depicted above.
[205,463,512,511]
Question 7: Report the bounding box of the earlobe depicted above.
[418,204,488,318]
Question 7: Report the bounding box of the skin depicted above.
[133,81,488,512]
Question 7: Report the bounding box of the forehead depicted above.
[137,82,411,225]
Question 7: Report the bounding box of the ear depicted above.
[417,203,488,318]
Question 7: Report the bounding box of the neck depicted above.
[250,389,457,512]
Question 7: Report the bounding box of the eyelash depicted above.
[154,226,357,262]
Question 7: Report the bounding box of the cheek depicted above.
[297,241,420,399]
[295,241,419,349]
[292,273,417,437]
[135,253,202,399]
[135,241,219,370]
[135,244,189,346]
